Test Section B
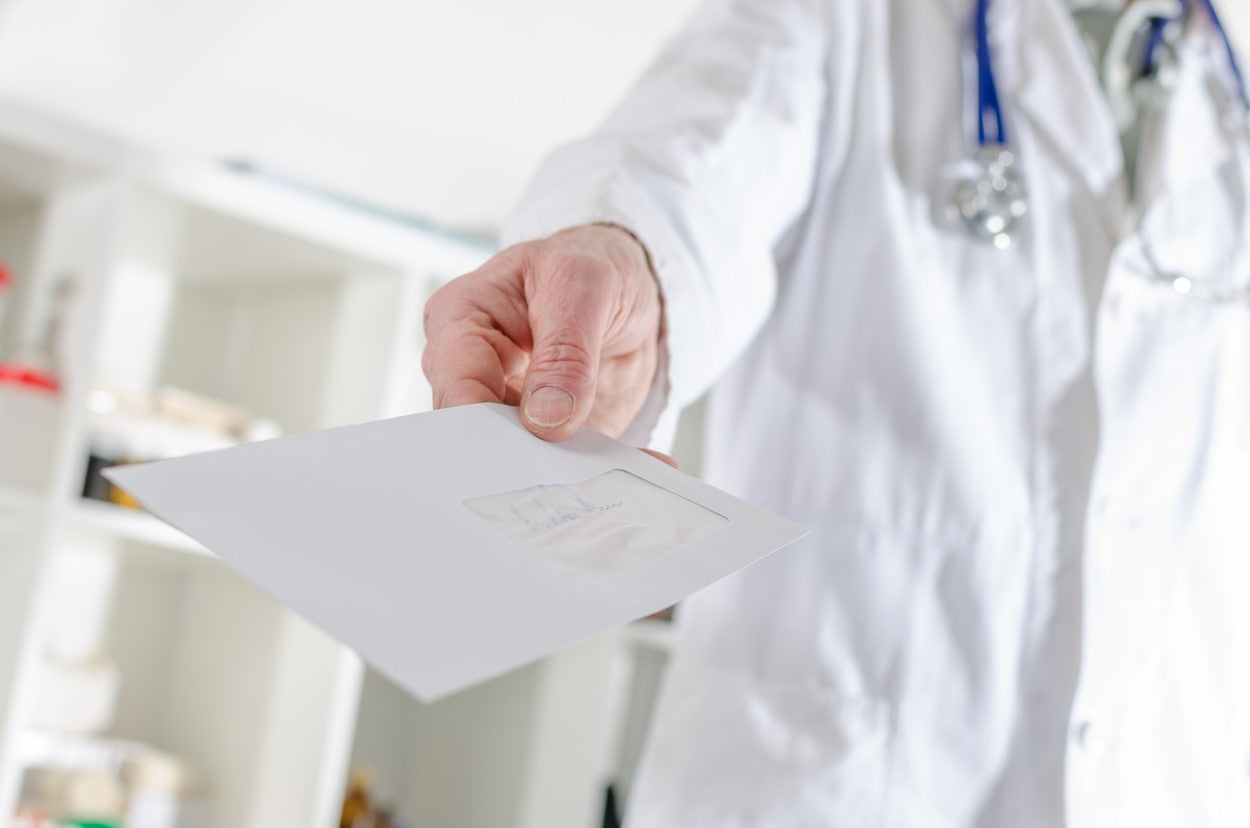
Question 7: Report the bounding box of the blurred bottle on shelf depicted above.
[357,806,408,828]
[0,272,73,492]
[15,734,205,828]
[0,260,11,336]
[28,541,120,739]
[1,274,76,393]
[338,770,412,828]
[339,770,372,828]
[17,764,125,827]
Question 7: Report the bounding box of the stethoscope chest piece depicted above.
[947,0,1026,249]
[948,144,1027,249]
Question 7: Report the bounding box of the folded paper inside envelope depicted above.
[106,403,808,702]
[465,469,728,582]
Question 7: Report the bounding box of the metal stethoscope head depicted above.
[949,144,1027,250]
[952,0,1248,269]
[947,0,1026,248]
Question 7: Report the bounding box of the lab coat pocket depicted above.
[626,660,890,828]
[1094,35,1250,521]
[1084,236,1250,825]
[1095,237,1250,521]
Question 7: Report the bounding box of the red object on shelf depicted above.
[0,363,59,393]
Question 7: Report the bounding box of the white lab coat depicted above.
[503,0,1250,825]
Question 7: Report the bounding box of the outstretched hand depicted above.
[423,224,662,441]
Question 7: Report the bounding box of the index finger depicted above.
[422,326,508,408]
[422,269,532,409]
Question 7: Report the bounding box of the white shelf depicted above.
[0,101,659,828]
[622,616,677,652]
[17,729,144,770]
[148,160,494,279]
[70,498,210,557]
[0,485,208,557]
[0,485,48,518]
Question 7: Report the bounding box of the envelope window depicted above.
[463,469,727,581]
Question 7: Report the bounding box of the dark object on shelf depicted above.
[602,784,622,828]
[81,454,139,509]
[82,453,117,502]
[340,772,370,828]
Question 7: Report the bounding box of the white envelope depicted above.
[106,403,808,701]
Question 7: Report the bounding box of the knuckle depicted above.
[531,339,596,383]
[425,262,494,315]
[423,286,453,332]
[527,237,604,282]
[544,250,606,287]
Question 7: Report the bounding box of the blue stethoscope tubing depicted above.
[1142,0,1247,104]
[977,0,1248,154]
[961,0,1247,253]
[975,0,1007,146]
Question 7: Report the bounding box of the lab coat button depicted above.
[1074,720,1106,755]
[1092,495,1111,519]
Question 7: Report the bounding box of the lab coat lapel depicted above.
[997,0,1129,242]
[1072,22,1250,826]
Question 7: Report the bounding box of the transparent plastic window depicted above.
[464,469,727,581]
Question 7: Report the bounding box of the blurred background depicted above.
[1,2,1248,827]
[0,1,703,827]
[0,0,702,235]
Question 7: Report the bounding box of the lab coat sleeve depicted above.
[501,0,829,449]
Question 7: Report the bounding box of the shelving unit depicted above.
[0,100,682,828]
[71,503,205,558]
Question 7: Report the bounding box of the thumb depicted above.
[521,315,605,441]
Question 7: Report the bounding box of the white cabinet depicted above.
[0,103,675,828]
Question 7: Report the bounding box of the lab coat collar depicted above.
[1000,0,1131,241]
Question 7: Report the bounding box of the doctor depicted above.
[422,0,1250,824]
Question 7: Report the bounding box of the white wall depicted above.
[0,1,1245,235]
[0,0,702,233]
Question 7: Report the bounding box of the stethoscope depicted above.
[951,0,1249,276]
[1127,0,1250,300]
[948,0,1027,249]
[1102,0,1246,132]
